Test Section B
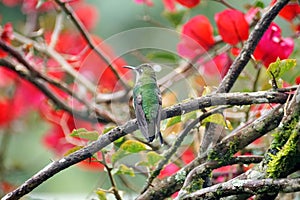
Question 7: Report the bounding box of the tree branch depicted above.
[1,89,288,199]
[137,105,284,199]
[176,156,263,199]
[182,178,300,200]
[53,0,130,90]
[217,0,290,93]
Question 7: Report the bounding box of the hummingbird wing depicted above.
[155,94,163,144]
[134,94,152,142]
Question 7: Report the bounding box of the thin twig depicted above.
[13,32,98,94]
[54,0,130,90]
[0,59,113,123]
[101,152,122,200]
[49,11,64,48]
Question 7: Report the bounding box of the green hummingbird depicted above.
[124,64,163,144]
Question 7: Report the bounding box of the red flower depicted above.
[202,53,232,78]
[162,0,200,11]
[295,76,300,84]
[0,98,17,126]
[253,23,294,67]
[271,0,300,21]
[73,3,99,30]
[0,23,14,58]
[159,148,195,178]
[178,15,214,58]
[176,0,200,8]
[134,0,154,6]
[215,9,249,45]
[45,32,131,92]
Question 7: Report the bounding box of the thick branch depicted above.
[182,178,300,200]
[2,90,287,199]
[137,105,284,199]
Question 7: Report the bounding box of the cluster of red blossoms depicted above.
[178,7,295,71]
[0,0,131,170]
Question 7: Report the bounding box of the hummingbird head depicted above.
[124,64,156,82]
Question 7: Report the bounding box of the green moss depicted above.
[185,178,204,193]
[208,136,239,164]
[267,128,300,178]
[175,170,187,184]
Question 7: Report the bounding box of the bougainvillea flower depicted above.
[134,0,154,6]
[202,53,232,78]
[176,0,200,8]
[159,148,195,178]
[0,23,14,58]
[73,3,99,30]
[296,76,300,84]
[215,9,249,45]
[253,23,294,67]
[0,98,17,127]
[178,15,214,58]
[271,0,300,21]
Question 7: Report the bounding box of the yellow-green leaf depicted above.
[112,149,128,163]
[267,58,296,80]
[70,128,99,141]
[95,189,107,200]
[103,125,116,134]
[112,164,135,177]
[163,10,187,27]
[120,140,147,153]
[136,151,163,167]
[161,116,182,130]
[147,151,163,166]
[202,113,226,127]
[182,111,198,123]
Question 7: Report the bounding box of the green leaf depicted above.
[161,116,182,130]
[103,126,116,134]
[163,10,187,27]
[112,164,135,177]
[182,111,197,123]
[146,51,178,62]
[146,151,163,166]
[64,146,84,156]
[267,58,297,80]
[202,113,226,127]
[254,0,265,8]
[120,140,147,153]
[70,128,99,141]
[112,149,128,163]
[95,189,107,200]
[136,151,163,167]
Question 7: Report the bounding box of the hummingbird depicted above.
[124,64,163,144]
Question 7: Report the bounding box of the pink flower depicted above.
[178,15,214,58]
[134,0,154,6]
[253,23,294,67]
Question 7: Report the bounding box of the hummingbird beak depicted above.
[123,65,135,70]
